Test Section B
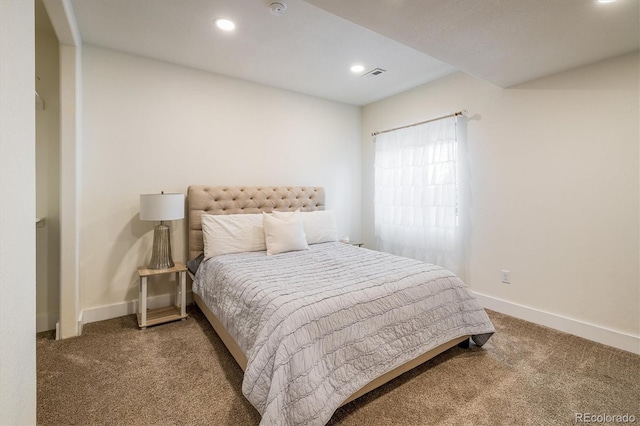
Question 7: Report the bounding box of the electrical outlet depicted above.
[501,270,511,284]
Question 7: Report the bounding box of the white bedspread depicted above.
[193,242,494,426]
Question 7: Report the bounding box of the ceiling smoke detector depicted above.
[270,2,287,16]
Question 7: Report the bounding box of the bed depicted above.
[188,185,494,426]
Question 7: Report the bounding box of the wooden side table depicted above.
[137,262,188,329]
[342,241,363,247]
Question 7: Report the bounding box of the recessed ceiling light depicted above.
[215,19,236,31]
[596,0,616,3]
[350,64,365,73]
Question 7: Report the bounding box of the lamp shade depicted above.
[139,193,184,221]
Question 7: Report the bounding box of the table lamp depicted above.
[140,192,184,269]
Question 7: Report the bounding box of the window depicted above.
[374,115,465,276]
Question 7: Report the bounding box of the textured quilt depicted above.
[193,242,494,426]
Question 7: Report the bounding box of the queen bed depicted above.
[187,185,494,426]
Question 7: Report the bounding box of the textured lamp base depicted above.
[149,223,175,269]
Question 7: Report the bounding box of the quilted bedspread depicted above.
[193,242,494,426]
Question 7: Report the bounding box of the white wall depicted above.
[35,16,61,332]
[362,52,639,348]
[58,42,83,339]
[0,1,37,424]
[80,45,361,312]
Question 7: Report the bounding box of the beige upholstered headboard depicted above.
[187,186,325,260]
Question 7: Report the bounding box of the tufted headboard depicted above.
[187,186,325,260]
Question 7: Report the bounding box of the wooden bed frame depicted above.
[187,185,470,408]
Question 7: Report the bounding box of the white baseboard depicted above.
[36,312,59,332]
[75,290,640,355]
[472,291,640,355]
[77,310,83,336]
[81,291,194,326]
[41,313,85,337]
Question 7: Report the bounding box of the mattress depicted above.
[193,242,494,426]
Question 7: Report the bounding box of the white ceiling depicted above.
[306,0,640,88]
[68,0,639,106]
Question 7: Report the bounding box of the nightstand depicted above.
[342,241,363,247]
[137,262,188,329]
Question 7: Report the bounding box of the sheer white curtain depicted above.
[374,116,467,276]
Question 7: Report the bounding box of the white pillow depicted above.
[272,209,338,244]
[201,213,265,258]
[262,211,309,255]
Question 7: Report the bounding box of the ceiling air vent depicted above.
[361,68,387,78]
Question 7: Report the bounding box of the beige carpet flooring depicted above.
[37,306,639,425]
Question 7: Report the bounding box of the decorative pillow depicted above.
[186,253,204,275]
[201,213,266,259]
[262,211,309,255]
[272,209,338,244]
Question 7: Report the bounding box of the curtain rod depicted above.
[371,110,466,137]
